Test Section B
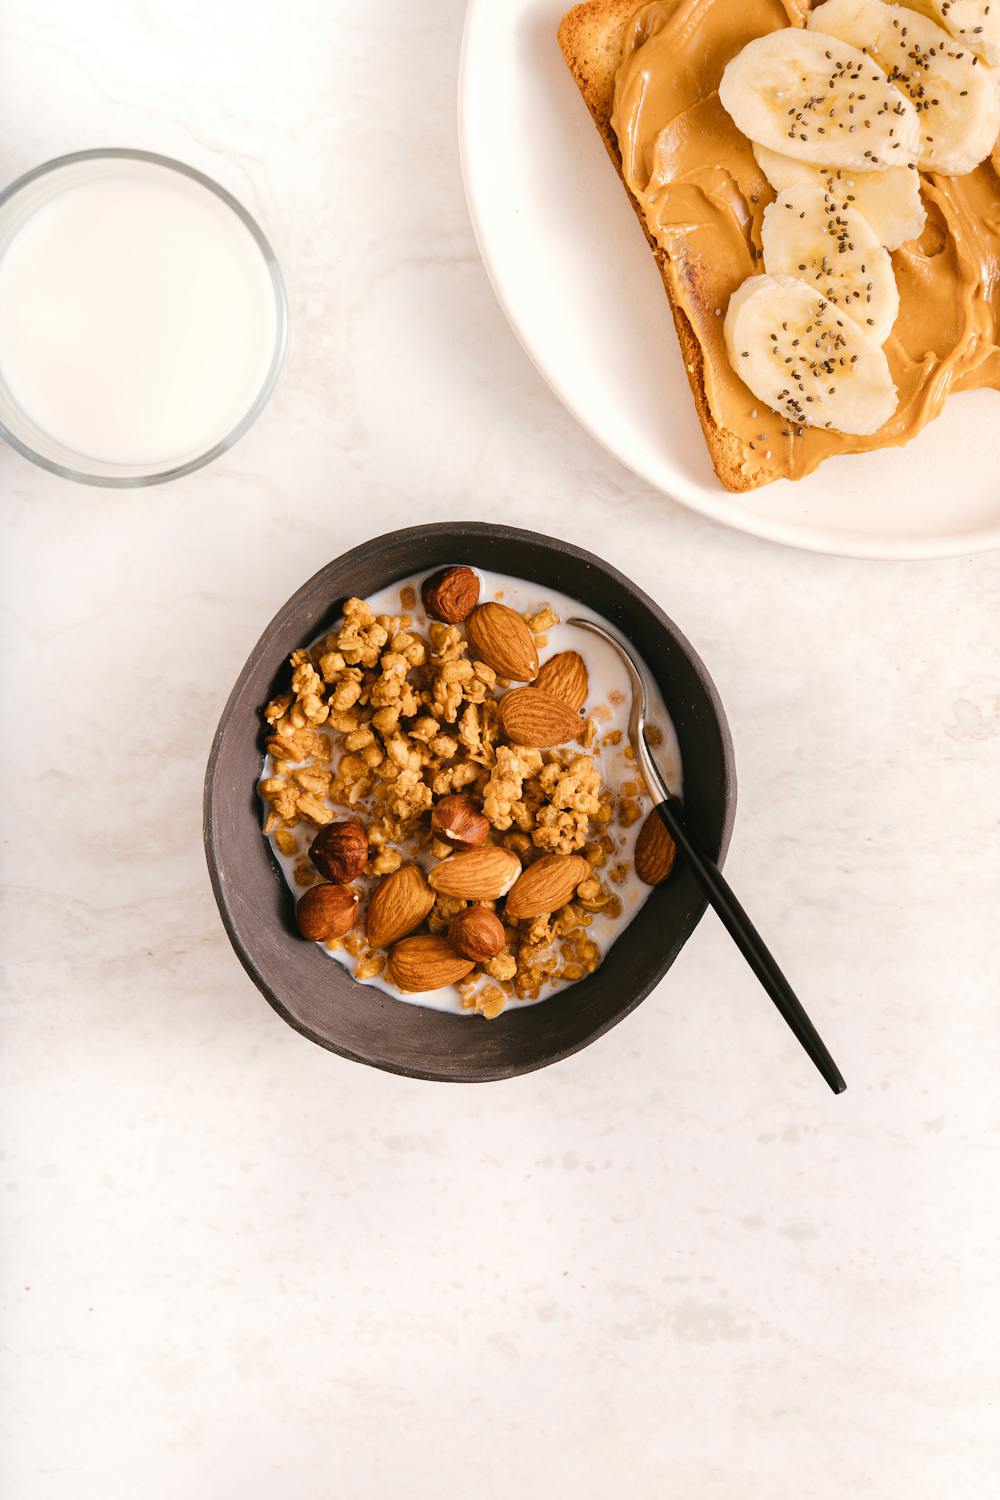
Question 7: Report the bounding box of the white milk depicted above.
[0,171,278,465]
[260,569,684,1016]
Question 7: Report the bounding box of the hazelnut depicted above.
[421,565,480,623]
[431,793,490,851]
[309,819,369,882]
[296,883,358,941]
[449,906,506,963]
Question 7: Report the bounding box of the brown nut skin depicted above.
[449,906,506,963]
[536,650,589,712]
[388,935,476,993]
[634,809,677,886]
[366,864,436,949]
[465,602,539,682]
[421,565,480,623]
[296,883,359,941]
[431,793,490,851]
[498,687,583,748]
[309,819,369,882]
[505,853,590,920]
[428,845,521,901]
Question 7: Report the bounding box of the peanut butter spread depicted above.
[611,0,1000,482]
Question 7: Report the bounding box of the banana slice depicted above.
[761,184,900,341]
[752,143,926,248]
[719,27,922,170]
[809,0,1000,174]
[724,273,899,435]
[902,1,1000,68]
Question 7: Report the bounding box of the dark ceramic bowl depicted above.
[204,522,736,1081]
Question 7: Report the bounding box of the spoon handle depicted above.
[655,798,846,1095]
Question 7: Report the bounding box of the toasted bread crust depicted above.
[558,0,771,492]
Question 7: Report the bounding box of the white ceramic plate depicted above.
[458,0,1000,559]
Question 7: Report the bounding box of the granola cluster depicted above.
[259,580,645,1016]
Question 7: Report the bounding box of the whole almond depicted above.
[428,846,521,901]
[366,863,436,949]
[466,602,539,682]
[536,651,589,712]
[431,792,490,851]
[449,906,506,963]
[421,565,480,624]
[388,934,475,993]
[296,883,358,941]
[309,819,369,882]
[499,687,582,748]
[634,809,677,886]
[505,853,590,920]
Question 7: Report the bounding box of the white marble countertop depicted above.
[2,2,999,1496]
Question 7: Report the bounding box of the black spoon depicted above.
[569,617,846,1095]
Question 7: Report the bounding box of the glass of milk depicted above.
[0,149,287,485]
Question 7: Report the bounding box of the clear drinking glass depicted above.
[0,148,288,486]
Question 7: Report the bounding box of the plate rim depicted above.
[457,0,1000,562]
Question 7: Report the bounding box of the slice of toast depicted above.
[558,1,773,493]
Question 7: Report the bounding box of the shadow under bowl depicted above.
[203,522,736,1081]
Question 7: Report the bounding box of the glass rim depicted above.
[0,147,288,488]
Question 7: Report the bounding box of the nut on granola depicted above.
[259,566,662,1015]
[309,819,369,882]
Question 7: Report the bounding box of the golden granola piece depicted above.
[295,793,334,827]
[370,846,403,876]
[484,951,517,983]
[329,752,374,806]
[293,771,333,802]
[264,693,292,724]
[531,756,602,854]
[330,671,363,713]
[385,770,433,826]
[371,704,401,737]
[583,840,607,868]
[317,648,346,682]
[618,796,643,828]
[479,986,507,1019]
[268,721,330,764]
[260,775,299,823]
[290,659,330,726]
[430,657,474,722]
[463,660,497,706]
[354,951,387,981]
[430,762,480,797]
[482,745,543,830]
[428,622,467,663]
[409,715,442,743]
[576,876,612,912]
[430,733,459,761]
[337,597,389,668]
[391,629,426,668]
[526,606,559,634]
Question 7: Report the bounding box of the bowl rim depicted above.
[0,147,287,487]
[203,521,738,1081]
